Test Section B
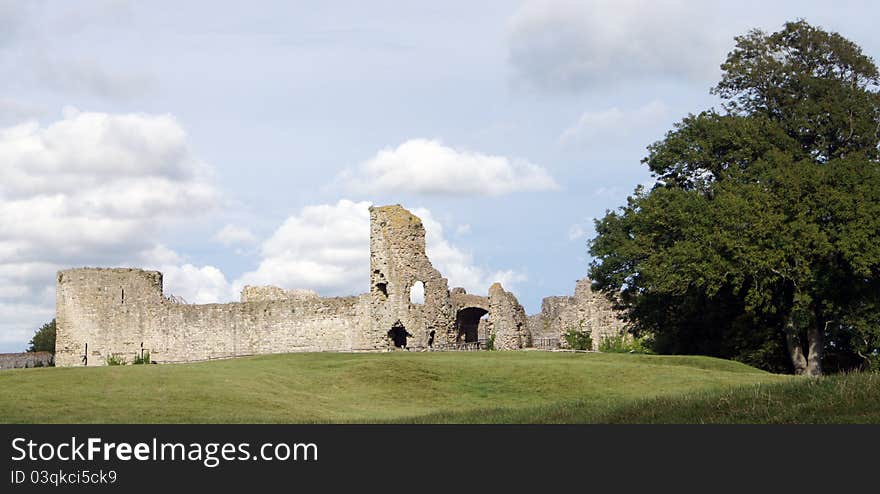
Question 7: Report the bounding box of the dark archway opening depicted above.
[387,321,412,348]
[455,307,488,343]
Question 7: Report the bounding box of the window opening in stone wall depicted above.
[409,281,425,304]
[376,282,388,299]
[121,288,125,304]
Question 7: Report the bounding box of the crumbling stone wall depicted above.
[55,204,552,366]
[450,291,490,313]
[488,283,531,350]
[55,268,373,366]
[531,278,625,350]
[0,352,54,369]
[241,286,319,302]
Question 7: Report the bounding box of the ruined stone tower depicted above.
[368,205,454,350]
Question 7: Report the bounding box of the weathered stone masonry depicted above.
[528,278,625,350]
[55,205,625,366]
[0,352,54,369]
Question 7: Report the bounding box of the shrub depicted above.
[133,351,151,365]
[485,334,496,351]
[105,354,127,366]
[599,334,655,354]
[563,329,593,351]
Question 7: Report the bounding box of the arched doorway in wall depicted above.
[455,307,489,343]
[387,320,412,348]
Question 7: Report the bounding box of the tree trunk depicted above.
[805,322,824,377]
[784,316,808,375]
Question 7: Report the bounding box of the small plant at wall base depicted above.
[485,334,495,351]
[133,351,151,365]
[105,354,127,366]
[563,329,593,351]
[599,334,654,354]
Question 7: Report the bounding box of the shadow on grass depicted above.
[372,372,879,424]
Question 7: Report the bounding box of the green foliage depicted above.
[599,334,654,354]
[27,319,56,354]
[133,351,151,365]
[105,354,127,366]
[599,335,627,353]
[562,328,593,351]
[589,20,880,375]
[482,333,496,351]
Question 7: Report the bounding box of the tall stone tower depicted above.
[55,268,165,367]
[368,205,454,349]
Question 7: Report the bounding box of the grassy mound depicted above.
[0,351,794,423]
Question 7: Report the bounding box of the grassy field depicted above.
[0,351,820,423]
[3,351,875,423]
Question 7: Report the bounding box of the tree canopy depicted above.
[589,20,880,375]
[27,319,56,354]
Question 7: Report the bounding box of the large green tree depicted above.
[589,21,880,376]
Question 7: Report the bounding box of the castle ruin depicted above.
[55,205,624,366]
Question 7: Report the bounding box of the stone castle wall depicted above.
[0,352,54,369]
[240,286,320,302]
[55,268,373,366]
[530,278,625,350]
[488,283,531,350]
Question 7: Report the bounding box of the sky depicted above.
[1,0,878,352]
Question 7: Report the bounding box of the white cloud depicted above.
[508,0,724,92]
[0,109,218,266]
[139,244,183,266]
[414,207,527,293]
[0,301,54,346]
[234,200,526,297]
[568,224,588,241]
[235,200,371,296]
[559,100,669,144]
[340,139,559,196]
[0,108,219,351]
[213,224,258,247]
[136,244,235,304]
[157,264,235,305]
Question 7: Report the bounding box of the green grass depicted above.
[5,351,872,424]
[596,372,880,424]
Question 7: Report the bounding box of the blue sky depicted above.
[1,0,878,351]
